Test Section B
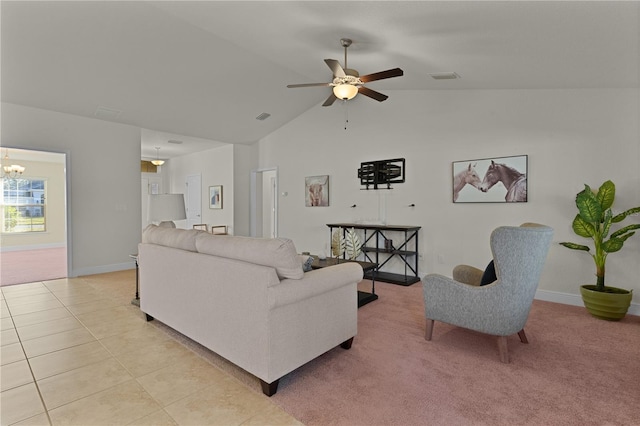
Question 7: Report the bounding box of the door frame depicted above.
[250,167,278,238]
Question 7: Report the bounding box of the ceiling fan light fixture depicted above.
[333,84,358,100]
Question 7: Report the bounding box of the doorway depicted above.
[141,175,162,230]
[0,148,68,286]
[250,168,278,238]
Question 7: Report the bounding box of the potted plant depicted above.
[560,180,640,320]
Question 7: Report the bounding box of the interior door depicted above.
[186,174,202,229]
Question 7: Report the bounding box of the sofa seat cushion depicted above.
[196,234,304,280]
[142,225,203,252]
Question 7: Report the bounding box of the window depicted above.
[2,178,47,233]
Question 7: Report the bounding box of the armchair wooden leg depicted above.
[517,329,528,344]
[425,319,434,341]
[497,336,509,363]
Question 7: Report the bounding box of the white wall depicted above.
[166,144,235,233]
[258,88,640,306]
[1,103,142,276]
[233,144,258,237]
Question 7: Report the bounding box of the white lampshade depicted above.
[333,84,358,100]
[148,194,187,227]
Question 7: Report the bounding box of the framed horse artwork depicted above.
[452,155,528,203]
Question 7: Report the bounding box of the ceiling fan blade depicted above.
[359,68,404,83]
[324,59,346,78]
[358,86,388,102]
[322,92,338,107]
[287,83,331,88]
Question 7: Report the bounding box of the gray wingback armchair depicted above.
[422,224,553,363]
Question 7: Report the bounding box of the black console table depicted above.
[327,223,421,286]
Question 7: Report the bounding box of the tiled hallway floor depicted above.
[1,270,301,425]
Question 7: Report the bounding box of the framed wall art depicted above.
[305,175,329,207]
[209,185,223,209]
[452,155,528,203]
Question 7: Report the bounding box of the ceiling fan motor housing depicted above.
[332,75,362,87]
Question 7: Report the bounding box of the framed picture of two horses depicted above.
[452,155,527,203]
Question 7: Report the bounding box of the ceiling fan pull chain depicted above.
[344,101,349,130]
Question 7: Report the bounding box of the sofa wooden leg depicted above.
[498,336,509,363]
[517,329,528,344]
[340,337,354,350]
[260,379,279,396]
[145,313,154,322]
[425,319,434,341]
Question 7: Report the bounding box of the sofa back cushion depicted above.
[142,225,202,252]
[196,233,304,280]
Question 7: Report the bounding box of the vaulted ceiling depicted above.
[2,1,638,159]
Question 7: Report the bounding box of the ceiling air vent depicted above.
[256,112,271,121]
[168,140,183,144]
[429,72,460,80]
[94,106,122,119]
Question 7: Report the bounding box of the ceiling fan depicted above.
[287,38,404,107]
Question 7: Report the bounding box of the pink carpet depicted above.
[0,247,67,286]
[269,281,640,425]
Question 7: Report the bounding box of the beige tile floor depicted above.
[1,270,301,426]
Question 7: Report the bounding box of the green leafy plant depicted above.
[560,180,640,292]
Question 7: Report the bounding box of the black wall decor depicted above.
[358,158,405,189]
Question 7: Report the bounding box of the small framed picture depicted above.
[305,175,329,207]
[209,185,223,209]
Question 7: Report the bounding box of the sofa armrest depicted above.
[268,263,363,309]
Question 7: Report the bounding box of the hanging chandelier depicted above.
[2,149,26,178]
[151,147,165,166]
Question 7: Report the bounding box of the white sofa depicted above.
[138,225,363,396]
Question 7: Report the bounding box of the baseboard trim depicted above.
[71,262,135,278]
[535,289,639,317]
[1,243,66,252]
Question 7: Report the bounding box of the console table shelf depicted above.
[361,247,415,256]
[327,223,421,286]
